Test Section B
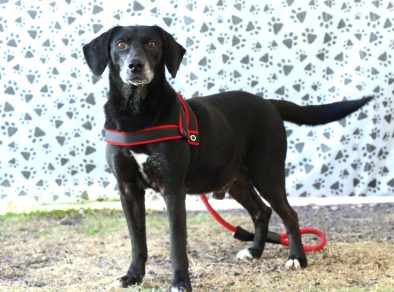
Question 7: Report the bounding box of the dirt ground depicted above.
[0,203,393,291]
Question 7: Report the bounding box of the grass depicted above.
[0,209,393,291]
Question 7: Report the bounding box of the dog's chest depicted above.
[131,151,149,178]
[130,150,163,190]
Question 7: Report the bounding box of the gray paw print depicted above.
[277,59,294,76]
[268,17,283,35]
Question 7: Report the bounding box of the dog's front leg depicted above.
[117,188,147,286]
[106,145,147,288]
[162,187,191,291]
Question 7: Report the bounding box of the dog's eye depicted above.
[117,41,126,49]
[147,40,157,49]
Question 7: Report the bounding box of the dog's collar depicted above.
[105,94,199,147]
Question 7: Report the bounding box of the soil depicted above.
[0,203,393,291]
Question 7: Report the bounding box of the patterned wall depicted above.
[1,0,393,209]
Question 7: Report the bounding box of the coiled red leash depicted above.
[199,194,327,252]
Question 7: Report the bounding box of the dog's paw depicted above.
[285,259,301,270]
[109,278,124,290]
[170,275,191,292]
[285,257,307,270]
[170,285,189,292]
[236,248,254,262]
[109,274,142,289]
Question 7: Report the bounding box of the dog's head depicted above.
[83,26,186,86]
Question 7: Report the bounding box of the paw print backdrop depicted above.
[1,1,393,209]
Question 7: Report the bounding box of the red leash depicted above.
[199,194,327,252]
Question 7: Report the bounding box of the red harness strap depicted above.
[105,94,199,146]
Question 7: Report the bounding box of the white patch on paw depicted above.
[170,286,183,292]
[294,259,301,270]
[236,248,253,261]
[285,259,301,270]
[109,279,123,290]
[285,259,294,270]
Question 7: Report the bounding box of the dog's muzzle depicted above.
[120,58,154,86]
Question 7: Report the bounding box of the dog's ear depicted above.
[158,27,186,78]
[83,27,119,76]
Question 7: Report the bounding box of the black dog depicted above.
[83,25,372,291]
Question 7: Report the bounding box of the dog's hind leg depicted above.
[228,170,272,261]
[245,114,307,269]
[250,164,307,270]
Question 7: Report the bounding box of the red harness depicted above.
[105,94,199,147]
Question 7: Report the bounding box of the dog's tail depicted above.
[270,96,373,125]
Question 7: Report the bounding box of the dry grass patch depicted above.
[0,208,393,291]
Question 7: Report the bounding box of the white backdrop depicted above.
[1,0,393,210]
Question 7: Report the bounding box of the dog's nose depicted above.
[129,59,144,72]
